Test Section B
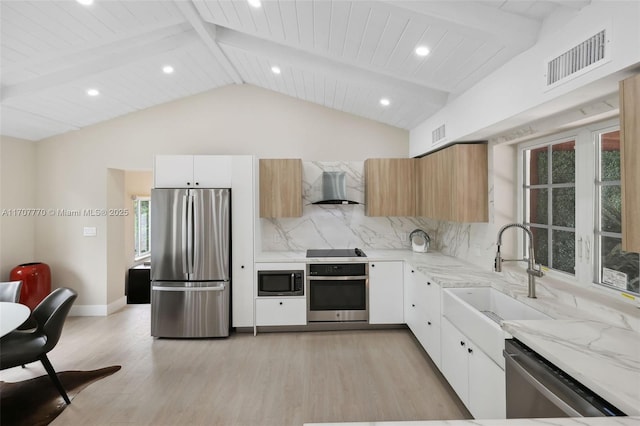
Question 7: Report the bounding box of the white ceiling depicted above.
[0,0,590,141]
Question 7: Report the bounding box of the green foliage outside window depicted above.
[525,130,639,294]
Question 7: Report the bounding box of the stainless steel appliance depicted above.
[150,188,230,338]
[504,339,625,418]
[257,270,304,296]
[306,248,368,322]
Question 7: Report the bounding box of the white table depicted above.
[0,302,30,337]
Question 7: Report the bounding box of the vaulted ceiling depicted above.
[0,0,590,141]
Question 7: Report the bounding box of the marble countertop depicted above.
[502,319,640,416]
[304,417,640,426]
[258,249,640,416]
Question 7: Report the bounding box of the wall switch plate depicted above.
[83,226,97,237]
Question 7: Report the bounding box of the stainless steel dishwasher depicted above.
[504,339,625,418]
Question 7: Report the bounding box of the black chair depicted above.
[0,287,78,404]
[0,280,22,303]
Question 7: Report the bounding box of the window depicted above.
[523,140,576,274]
[520,121,639,295]
[134,197,150,259]
[595,130,639,293]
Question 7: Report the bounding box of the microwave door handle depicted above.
[291,273,295,292]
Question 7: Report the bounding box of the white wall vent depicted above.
[432,124,446,144]
[546,29,608,87]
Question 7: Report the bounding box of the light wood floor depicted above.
[0,305,470,426]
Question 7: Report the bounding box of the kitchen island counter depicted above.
[304,416,640,426]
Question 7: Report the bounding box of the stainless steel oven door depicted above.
[307,275,368,322]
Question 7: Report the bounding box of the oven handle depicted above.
[504,351,582,417]
[307,275,368,281]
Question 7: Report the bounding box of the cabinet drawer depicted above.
[255,298,306,326]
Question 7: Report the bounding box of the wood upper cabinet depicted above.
[620,74,640,253]
[364,158,415,216]
[259,159,303,218]
[416,144,488,222]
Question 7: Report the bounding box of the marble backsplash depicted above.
[260,160,499,270]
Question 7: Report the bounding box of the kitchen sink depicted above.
[442,287,550,367]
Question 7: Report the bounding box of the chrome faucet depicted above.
[495,223,544,298]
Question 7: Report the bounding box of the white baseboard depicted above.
[70,296,127,316]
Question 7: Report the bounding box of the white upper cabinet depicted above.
[155,155,232,188]
[154,155,193,188]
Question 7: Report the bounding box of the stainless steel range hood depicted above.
[312,172,359,205]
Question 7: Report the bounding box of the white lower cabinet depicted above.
[441,318,506,419]
[231,156,255,328]
[369,261,404,324]
[255,298,306,326]
[403,264,441,368]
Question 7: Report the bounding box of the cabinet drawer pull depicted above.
[427,321,431,325]
[427,282,431,286]
[468,348,473,354]
[460,341,465,346]
[279,302,283,305]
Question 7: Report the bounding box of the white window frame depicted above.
[134,196,151,260]
[517,118,639,297]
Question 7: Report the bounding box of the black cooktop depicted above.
[306,248,366,258]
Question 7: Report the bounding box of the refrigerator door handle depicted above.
[186,191,194,276]
[181,193,189,276]
[152,284,226,292]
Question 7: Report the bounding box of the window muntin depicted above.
[520,124,639,296]
[523,140,576,275]
[134,197,150,259]
[595,130,639,294]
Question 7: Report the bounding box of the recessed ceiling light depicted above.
[248,0,261,8]
[162,65,174,74]
[271,66,281,75]
[415,45,430,57]
[86,88,100,97]
[380,98,390,106]
[76,0,94,6]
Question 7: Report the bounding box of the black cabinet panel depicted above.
[127,265,150,304]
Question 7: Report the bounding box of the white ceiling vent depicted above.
[432,124,446,145]
[546,28,609,88]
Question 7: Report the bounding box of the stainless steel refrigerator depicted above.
[150,188,230,338]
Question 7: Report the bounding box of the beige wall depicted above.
[0,136,37,279]
[31,84,408,309]
[106,169,125,310]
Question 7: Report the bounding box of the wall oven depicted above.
[307,263,368,322]
[257,270,304,296]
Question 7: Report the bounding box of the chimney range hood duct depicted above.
[312,172,359,205]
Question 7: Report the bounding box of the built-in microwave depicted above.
[257,270,304,296]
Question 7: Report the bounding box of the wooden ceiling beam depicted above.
[1,30,197,102]
[174,0,243,85]
[216,28,449,108]
[384,0,541,50]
